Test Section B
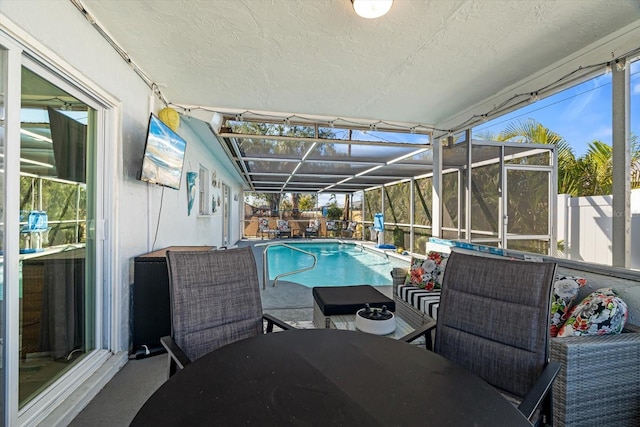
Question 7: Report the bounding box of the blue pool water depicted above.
[266,242,407,288]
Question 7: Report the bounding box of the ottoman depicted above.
[312,285,395,329]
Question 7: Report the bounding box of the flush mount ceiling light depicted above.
[351,0,394,19]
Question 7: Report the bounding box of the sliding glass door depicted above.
[18,66,97,407]
[0,23,115,422]
[0,44,7,424]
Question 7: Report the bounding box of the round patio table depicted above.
[131,329,531,426]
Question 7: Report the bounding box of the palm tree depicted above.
[577,141,612,195]
[498,118,580,196]
[575,134,640,196]
[498,118,639,197]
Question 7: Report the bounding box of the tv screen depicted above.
[140,113,187,190]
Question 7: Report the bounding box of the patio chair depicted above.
[326,220,338,237]
[160,247,293,378]
[402,251,561,426]
[276,219,291,238]
[305,219,319,238]
[340,221,358,238]
[258,217,276,239]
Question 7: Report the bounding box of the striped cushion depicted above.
[397,284,441,321]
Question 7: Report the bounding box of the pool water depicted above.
[266,242,407,288]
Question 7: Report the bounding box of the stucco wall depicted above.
[1,0,244,354]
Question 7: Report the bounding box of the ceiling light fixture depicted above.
[351,0,393,19]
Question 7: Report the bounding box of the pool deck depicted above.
[237,238,410,326]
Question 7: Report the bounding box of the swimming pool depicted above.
[266,242,407,288]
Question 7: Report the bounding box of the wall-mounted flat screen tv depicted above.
[139,113,187,190]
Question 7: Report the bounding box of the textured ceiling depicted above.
[69,0,640,194]
[80,0,640,131]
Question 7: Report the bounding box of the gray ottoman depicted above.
[312,285,395,328]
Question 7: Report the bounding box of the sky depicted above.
[474,60,640,158]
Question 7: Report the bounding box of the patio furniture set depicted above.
[132,246,566,426]
[258,218,293,239]
[257,218,358,239]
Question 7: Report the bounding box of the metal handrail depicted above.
[262,243,317,289]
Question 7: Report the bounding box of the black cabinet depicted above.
[132,246,214,356]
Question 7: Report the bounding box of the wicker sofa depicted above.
[391,266,439,327]
[391,255,640,427]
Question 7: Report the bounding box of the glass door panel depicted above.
[19,67,95,407]
[0,46,7,422]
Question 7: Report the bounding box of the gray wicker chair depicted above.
[160,247,293,378]
[403,251,561,426]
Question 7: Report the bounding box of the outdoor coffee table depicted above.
[312,285,395,328]
[329,312,416,340]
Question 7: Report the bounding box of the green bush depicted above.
[326,204,343,220]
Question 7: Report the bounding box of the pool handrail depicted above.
[262,243,318,289]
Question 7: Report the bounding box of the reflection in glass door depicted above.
[18,66,95,406]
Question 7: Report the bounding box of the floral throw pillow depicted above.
[404,251,448,291]
[557,288,628,337]
[550,275,587,337]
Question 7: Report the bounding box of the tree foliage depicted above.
[497,118,639,197]
[298,194,318,211]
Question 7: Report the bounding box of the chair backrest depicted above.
[258,217,269,231]
[307,219,319,230]
[166,247,264,362]
[326,220,337,230]
[277,219,289,231]
[434,251,556,400]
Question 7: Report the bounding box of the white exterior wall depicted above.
[1,0,245,359]
[558,189,640,270]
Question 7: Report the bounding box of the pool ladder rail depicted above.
[262,243,318,289]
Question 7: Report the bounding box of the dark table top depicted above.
[131,329,532,426]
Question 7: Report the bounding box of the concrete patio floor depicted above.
[69,239,396,426]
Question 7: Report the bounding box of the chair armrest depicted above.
[517,360,561,421]
[263,313,295,333]
[160,336,191,373]
[400,320,436,350]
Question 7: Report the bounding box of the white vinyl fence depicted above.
[557,189,640,270]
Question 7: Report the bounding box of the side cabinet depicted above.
[132,246,214,357]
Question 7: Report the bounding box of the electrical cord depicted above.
[151,186,165,251]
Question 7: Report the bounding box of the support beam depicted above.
[611,59,631,268]
[409,178,415,253]
[465,129,472,241]
[431,137,443,240]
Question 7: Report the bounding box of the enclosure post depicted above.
[612,58,631,268]
[432,137,443,241]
